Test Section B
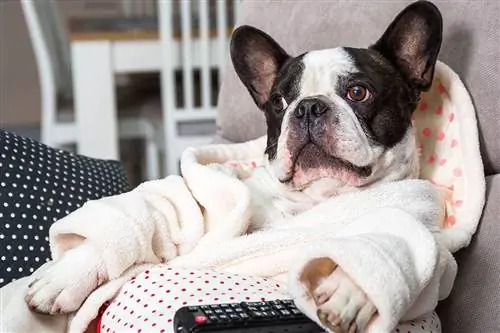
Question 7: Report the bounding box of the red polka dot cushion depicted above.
[99,267,440,333]
[412,62,484,251]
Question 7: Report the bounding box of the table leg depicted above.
[72,41,119,160]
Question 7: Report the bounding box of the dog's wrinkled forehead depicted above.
[274,48,358,103]
[299,48,357,96]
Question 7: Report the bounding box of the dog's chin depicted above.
[279,143,373,190]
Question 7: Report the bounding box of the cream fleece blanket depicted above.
[0,62,484,333]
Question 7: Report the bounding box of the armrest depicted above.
[437,173,500,331]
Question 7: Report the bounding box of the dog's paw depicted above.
[25,243,106,314]
[301,258,377,333]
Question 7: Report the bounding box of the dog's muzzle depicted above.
[280,95,372,187]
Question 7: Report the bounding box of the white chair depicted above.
[21,0,162,180]
[158,0,241,175]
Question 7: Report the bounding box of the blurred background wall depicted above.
[0,0,233,184]
[0,0,128,135]
[1,0,160,185]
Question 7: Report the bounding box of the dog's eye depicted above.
[270,95,287,112]
[347,86,370,102]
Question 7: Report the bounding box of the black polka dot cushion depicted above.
[0,130,130,287]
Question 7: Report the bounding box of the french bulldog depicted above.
[25,1,442,332]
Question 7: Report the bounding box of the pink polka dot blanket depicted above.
[0,62,484,333]
[99,267,441,333]
[412,62,485,251]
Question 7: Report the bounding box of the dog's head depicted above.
[230,1,442,193]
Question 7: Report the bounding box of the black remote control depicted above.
[173,299,325,333]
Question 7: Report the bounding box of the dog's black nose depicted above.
[295,98,329,118]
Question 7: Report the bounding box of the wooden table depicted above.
[69,16,233,160]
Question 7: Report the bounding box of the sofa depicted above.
[1,1,498,332]
[214,1,500,332]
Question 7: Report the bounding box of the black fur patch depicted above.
[264,55,305,160]
[340,47,420,148]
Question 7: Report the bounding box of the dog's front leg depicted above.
[25,241,107,314]
[300,258,377,333]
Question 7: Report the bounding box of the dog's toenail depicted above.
[317,309,326,321]
[315,292,330,305]
[28,278,39,288]
[328,312,341,326]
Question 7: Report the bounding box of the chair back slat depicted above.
[21,0,72,101]
[216,0,229,84]
[180,0,194,112]
[20,0,73,145]
[199,0,211,111]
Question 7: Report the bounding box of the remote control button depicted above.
[214,309,224,314]
[246,302,265,307]
[291,309,303,316]
[268,310,278,317]
[200,305,210,310]
[187,306,199,312]
[208,315,219,322]
[229,313,241,320]
[225,308,234,314]
[261,311,269,317]
[240,313,250,319]
[247,306,259,312]
[219,314,229,321]
[280,309,291,316]
[204,309,213,315]
[220,304,230,309]
[195,315,207,324]
[251,311,263,318]
[234,308,244,313]
[210,305,220,309]
[259,306,271,311]
[274,304,285,310]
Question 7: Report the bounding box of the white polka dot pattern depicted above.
[395,312,441,333]
[0,130,129,287]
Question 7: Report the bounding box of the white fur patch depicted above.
[300,48,357,97]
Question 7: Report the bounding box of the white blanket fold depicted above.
[2,151,453,333]
[289,208,455,332]
[50,175,205,279]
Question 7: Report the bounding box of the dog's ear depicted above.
[230,25,290,108]
[371,1,443,90]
